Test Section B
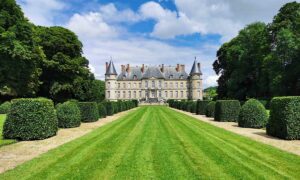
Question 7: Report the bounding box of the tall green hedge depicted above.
[98,103,107,118]
[104,101,114,116]
[78,102,99,122]
[238,99,268,128]
[196,100,211,115]
[205,101,216,118]
[191,102,197,113]
[56,101,81,128]
[0,101,11,114]
[3,98,58,140]
[266,97,300,140]
[214,100,241,122]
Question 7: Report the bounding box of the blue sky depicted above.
[17,0,297,88]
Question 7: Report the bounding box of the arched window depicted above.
[122,75,126,80]
[133,75,137,80]
[180,75,184,79]
[169,75,173,79]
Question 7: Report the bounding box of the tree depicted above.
[0,0,43,99]
[203,86,217,100]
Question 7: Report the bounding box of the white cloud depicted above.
[203,75,219,88]
[17,0,65,26]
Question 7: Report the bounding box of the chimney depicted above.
[161,64,164,73]
[197,63,201,70]
[181,64,185,72]
[141,64,145,73]
[105,62,108,71]
[176,64,180,72]
[126,64,130,73]
[121,65,125,72]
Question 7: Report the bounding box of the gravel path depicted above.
[0,108,137,174]
[172,108,300,156]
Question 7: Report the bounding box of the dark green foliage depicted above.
[56,101,81,128]
[214,100,241,122]
[132,100,138,107]
[98,103,107,118]
[112,102,119,114]
[238,99,268,128]
[104,101,114,116]
[258,99,270,109]
[3,98,58,140]
[205,101,216,117]
[191,102,197,113]
[78,102,99,122]
[266,97,300,140]
[0,101,11,114]
[196,100,211,115]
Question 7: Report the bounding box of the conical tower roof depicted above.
[105,60,117,75]
[189,59,202,75]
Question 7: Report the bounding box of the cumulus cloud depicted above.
[17,0,65,26]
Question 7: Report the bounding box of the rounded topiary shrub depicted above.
[98,103,107,118]
[3,98,58,140]
[0,101,11,114]
[205,101,216,117]
[56,101,81,128]
[78,102,99,122]
[238,99,268,128]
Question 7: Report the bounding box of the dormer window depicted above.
[169,75,173,79]
[180,75,184,79]
[122,75,126,80]
[133,75,137,80]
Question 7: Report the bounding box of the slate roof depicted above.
[117,65,190,81]
[189,60,202,75]
[105,61,117,75]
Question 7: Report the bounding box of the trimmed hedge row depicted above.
[57,101,81,128]
[0,101,11,114]
[266,96,300,140]
[78,102,100,122]
[3,98,58,140]
[196,100,211,115]
[214,100,240,122]
[205,101,216,118]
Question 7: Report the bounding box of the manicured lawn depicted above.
[1,106,300,179]
[0,114,16,147]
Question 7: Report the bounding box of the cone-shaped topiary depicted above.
[56,101,81,128]
[238,99,268,128]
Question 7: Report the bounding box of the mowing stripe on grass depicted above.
[1,106,300,180]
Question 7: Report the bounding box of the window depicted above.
[122,75,126,80]
[134,83,136,88]
[152,80,155,88]
[159,80,162,88]
[159,91,162,97]
[139,83,142,88]
[180,75,184,79]
[165,91,168,98]
[133,75,137,80]
[170,82,173,88]
[169,75,173,79]
[176,82,178,88]
[117,91,120,98]
[198,90,201,98]
[176,91,178,98]
[107,82,111,88]
[180,82,183,88]
[170,91,173,98]
[145,81,148,88]
[129,91,131,98]
[128,83,131,88]
[118,83,120,88]
[107,91,110,98]
[123,83,126,88]
[139,91,142,97]
[164,82,168,88]
[134,91,136,98]
[123,91,126,98]
[181,91,183,98]
[197,82,201,88]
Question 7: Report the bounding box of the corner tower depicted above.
[105,60,117,101]
[189,58,203,100]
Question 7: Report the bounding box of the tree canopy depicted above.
[213,2,300,100]
[0,0,104,102]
